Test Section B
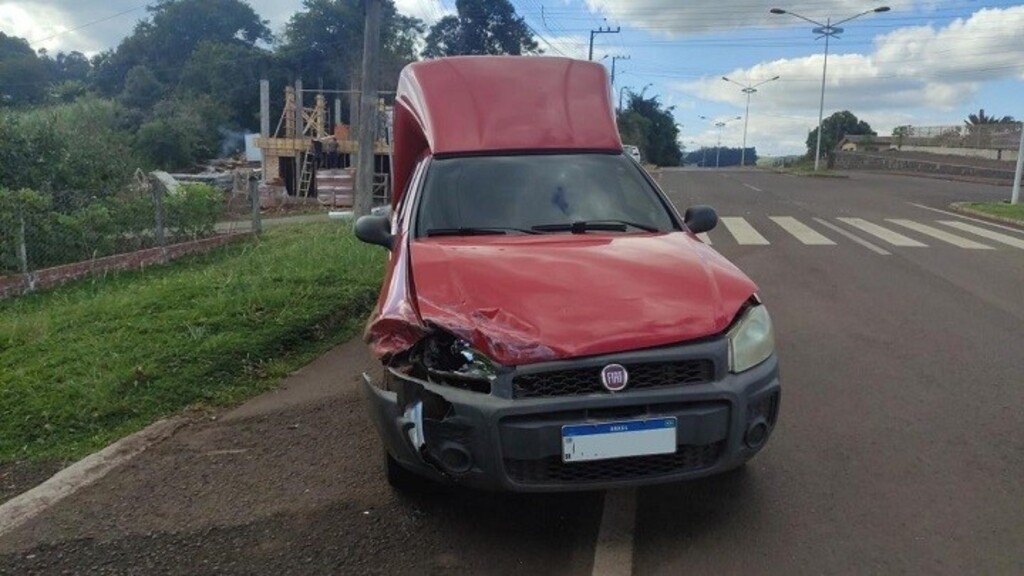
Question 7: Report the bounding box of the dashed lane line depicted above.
[886,219,993,250]
[813,218,891,255]
[770,216,836,245]
[837,218,928,247]
[743,183,763,192]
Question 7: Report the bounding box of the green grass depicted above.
[962,202,1024,223]
[0,223,384,463]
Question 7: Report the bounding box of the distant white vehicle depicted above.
[623,144,642,163]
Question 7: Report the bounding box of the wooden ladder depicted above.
[298,152,315,198]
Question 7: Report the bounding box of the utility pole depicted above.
[588,26,620,61]
[355,0,381,217]
[610,55,629,88]
[1012,121,1023,205]
[618,86,630,111]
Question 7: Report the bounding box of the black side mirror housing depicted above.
[354,215,394,250]
[684,205,718,234]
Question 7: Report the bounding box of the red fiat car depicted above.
[355,56,780,492]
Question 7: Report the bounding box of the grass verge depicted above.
[957,201,1024,224]
[0,223,384,463]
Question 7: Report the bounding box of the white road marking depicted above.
[592,488,637,576]
[938,221,1024,250]
[697,232,712,244]
[908,203,1024,235]
[0,418,186,538]
[886,219,993,250]
[770,216,836,245]
[813,218,891,255]
[743,183,763,192]
[837,218,928,247]
[721,217,770,245]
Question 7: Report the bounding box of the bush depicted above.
[165,184,224,239]
[0,182,224,274]
[0,98,136,207]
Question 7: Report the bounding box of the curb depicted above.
[0,417,187,538]
[949,203,1024,229]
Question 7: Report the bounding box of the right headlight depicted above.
[727,304,775,373]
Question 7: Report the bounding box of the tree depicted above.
[96,0,272,94]
[119,65,165,111]
[617,93,682,167]
[423,0,539,58]
[179,41,271,130]
[280,0,422,100]
[807,111,873,161]
[0,33,51,105]
[965,108,1015,126]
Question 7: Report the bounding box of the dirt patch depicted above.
[0,461,67,506]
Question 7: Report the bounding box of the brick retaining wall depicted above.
[0,233,251,300]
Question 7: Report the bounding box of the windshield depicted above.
[415,153,678,237]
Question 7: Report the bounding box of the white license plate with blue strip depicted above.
[561,417,677,463]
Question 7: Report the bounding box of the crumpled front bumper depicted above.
[362,339,780,492]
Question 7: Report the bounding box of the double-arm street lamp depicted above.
[619,82,652,112]
[770,6,890,171]
[700,115,742,168]
[722,75,780,167]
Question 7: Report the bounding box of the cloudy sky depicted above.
[2,0,1022,155]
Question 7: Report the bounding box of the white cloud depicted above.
[538,34,590,60]
[0,2,80,53]
[392,0,453,25]
[584,0,914,35]
[672,6,1024,154]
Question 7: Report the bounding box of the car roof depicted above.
[391,56,622,207]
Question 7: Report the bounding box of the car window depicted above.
[415,153,678,236]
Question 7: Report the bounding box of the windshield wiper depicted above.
[426,227,538,237]
[531,220,660,234]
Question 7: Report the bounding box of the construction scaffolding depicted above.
[254,81,393,209]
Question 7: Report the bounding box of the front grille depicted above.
[512,360,714,399]
[504,442,724,484]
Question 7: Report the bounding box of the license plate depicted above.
[561,417,677,463]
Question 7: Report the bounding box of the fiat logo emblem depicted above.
[600,364,629,392]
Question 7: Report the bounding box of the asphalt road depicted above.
[2,169,1022,575]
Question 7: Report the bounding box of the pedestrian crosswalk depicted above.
[695,215,1024,253]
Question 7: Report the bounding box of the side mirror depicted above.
[684,205,718,234]
[354,215,394,250]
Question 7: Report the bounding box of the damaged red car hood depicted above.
[408,233,758,366]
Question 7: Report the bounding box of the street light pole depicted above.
[700,115,742,168]
[770,6,890,171]
[618,85,630,111]
[723,75,780,166]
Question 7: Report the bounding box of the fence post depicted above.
[249,173,262,236]
[16,208,28,275]
[150,177,167,263]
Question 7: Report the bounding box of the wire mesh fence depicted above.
[895,123,1023,150]
[0,171,261,276]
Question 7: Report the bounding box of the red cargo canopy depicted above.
[390,56,622,207]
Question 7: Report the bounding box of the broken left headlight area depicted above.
[370,330,505,480]
[408,329,500,394]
